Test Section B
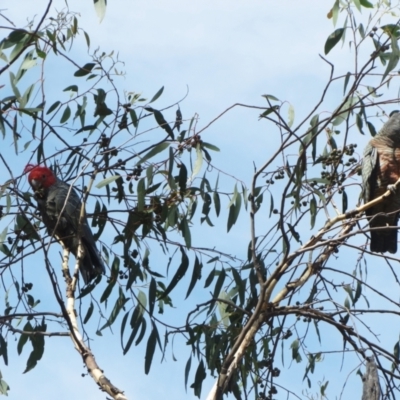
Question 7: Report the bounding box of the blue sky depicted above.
[2,1,400,399]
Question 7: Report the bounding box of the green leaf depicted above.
[359,0,373,8]
[96,175,121,188]
[144,323,158,374]
[0,377,9,395]
[123,311,143,355]
[290,339,302,363]
[137,290,147,310]
[213,268,226,299]
[10,72,21,98]
[180,216,191,248]
[213,191,220,217]
[324,28,345,55]
[63,85,78,92]
[135,318,147,346]
[382,47,400,82]
[353,0,361,12]
[359,23,365,39]
[342,190,348,213]
[16,214,40,240]
[77,280,97,299]
[192,143,203,178]
[94,0,107,22]
[186,256,202,299]
[161,247,189,298]
[120,311,129,346]
[393,339,400,361]
[148,278,156,316]
[367,121,376,137]
[185,355,192,390]
[137,142,170,165]
[287,104,295,128]
[217,291,231,328]
[60,105,71,124]
[178,163,188,193]
[149,86,164,103]
[100,288,129,330]
[356,113,364,134]
[343,72,351,95]
[204,268,215,288]
[137,178,145,211]
[192,359,206,398]
[260,105,280,118]
[17,324,31,355]
[344,296,351,309]
[227,188,241,232]
[74,62,96,77]
[100,280,116,303]
[310,196,317,229]
[287,223,301,243]
[23,325,45,373]
[129,109,138,127]
[0,335,8,366]
[201,142,220,152]
[5,30,28,47]
[83,302,94,324]
[262,94,280,102]
[354,281,362,305]
[146,107,174,139]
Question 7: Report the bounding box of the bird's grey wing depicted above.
[361,142,378,204]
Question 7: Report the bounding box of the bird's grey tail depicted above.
[81,238,106,284]
[370,230,397,254]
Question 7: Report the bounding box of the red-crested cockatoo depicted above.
[24,164,105,284]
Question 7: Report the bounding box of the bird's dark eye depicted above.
[42,174,46,178]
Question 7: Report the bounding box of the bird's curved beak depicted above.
[30,179,40,190]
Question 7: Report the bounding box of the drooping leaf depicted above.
[192,359,206,398]
[100,288,129,330]
[83,302,94,324]
[287,104,295,128]
[185,355,192,390]
[360,0,373,8]
[63,85,78,92]
[144,323,158,374]
[148,278,157,316]
[93,0,107,22]
[60,105,71,124]
[186,256,203,299]
[145,107,174,139]
[149,86,164,103]
[74,62,96,77]
[46,101,60,114]
[213,268,226,299]
[16,214,40,240]
[161,247,189,298]
[96,175,121,188]
[192,143,203,178]
[262,94,280,102]
[324,28,345,55]
[180,216,191,249]
[137,142,170,165]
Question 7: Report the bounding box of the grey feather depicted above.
[35,179,105,284]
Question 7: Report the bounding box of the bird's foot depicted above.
[387,184,397,194]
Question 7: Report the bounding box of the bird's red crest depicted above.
[24,164,56,188]
[24,164,37,174]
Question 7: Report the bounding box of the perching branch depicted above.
[207,176,400,399]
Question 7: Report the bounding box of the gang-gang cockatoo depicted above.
[25,164,105,283]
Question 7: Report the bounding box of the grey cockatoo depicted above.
[25,164,105,283]
[362,112,400,253]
